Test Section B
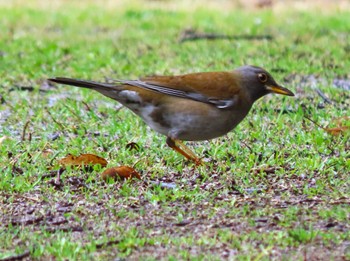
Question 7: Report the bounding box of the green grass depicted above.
[1,1,349,260]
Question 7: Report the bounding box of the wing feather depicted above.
[117,71,241,109]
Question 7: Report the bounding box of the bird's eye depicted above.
[258,73,268,83]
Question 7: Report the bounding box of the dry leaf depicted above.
[325,116,350,136]
[59,153,108,167]
[324,126,349,136]
[304,115,350,136]
[101,166,141,181]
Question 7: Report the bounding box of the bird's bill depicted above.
[266,85,295,96]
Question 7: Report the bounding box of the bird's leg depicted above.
[166,137,202,165]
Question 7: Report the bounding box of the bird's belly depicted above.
[122,96,250,141]
[166,108,249,141]
[151,99,250,141]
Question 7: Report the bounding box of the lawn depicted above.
[0,0,349,260]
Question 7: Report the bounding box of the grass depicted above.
[1,0,350,260]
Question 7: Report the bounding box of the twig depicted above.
[63,99,85,123]
[303,115,325,130]
[12,86,35,92]
[81,100,92,112]
[315,88,332,104]
[42,167,65,179]
[45,108,66,131]
[55,167,65,185]
[21,120,30,141]
[240,140,253,154]
[179,29,273,43]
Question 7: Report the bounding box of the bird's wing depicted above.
[118,71,242,109]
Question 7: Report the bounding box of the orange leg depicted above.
[166,137,202,165]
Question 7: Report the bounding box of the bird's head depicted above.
[236,65,294,102]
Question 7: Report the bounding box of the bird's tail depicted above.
[48,77,118,92]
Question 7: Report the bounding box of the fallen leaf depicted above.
[325,116,350,136]
[101,166,141,181]
[304,115,350,136]
[324,126,349,136]
[59,153,108,167]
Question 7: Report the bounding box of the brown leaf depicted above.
[325,116,350,136]
[59,153,108,167]
[101,166,141,181]
[304,115,350,136]
[324,126,349,136]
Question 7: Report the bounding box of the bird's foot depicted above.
[166,137,203,165]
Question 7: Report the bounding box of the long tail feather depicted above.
[48,77,117,91]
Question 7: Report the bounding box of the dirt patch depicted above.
[1,168,349,259]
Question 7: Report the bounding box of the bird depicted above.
[49,65,294,165]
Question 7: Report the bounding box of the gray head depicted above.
[235,65,294,102]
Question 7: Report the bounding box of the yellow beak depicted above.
[266,85,295,96]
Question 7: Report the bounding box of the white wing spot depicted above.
[119,90,142,103]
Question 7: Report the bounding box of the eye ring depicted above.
[258,73,268,83]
